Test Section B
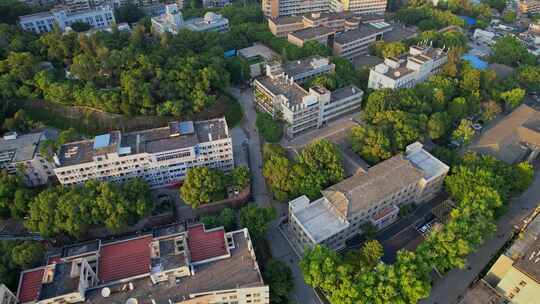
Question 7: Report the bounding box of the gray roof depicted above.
[330,85,363,103]
[38,262,79,301]
[0,130,54,163]
[334,24,391,45]
[507,213,540,283]
[255,76,308,107]
[282,55,332,78]
[322,155,424,218]
[85,230,264,304]
[288,26,335,40]
[57,118,229,167]
[405,144,449,180]
[270,16,302,25]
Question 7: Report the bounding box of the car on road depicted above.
[472,123,483,132]
[418,223,432,234]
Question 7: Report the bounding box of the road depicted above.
[229,87,322,304]
[422,165,540,304]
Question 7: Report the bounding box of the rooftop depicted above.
[56,118,229,167]
[470,104,540,164]
[99,236,152,284]
[238,44,278,61]
[290,196,349,243]
[334,24,392,45]
[256,76,309,107]
[330,85,363,103]
[460,280,505,304]
[288,26,335,40]
[187,224,228,263]
[38,263,79,301]
[506,212,540,283]
[270,15,302,25]
[282,55,334,79]
[0,130,54,163]
[17,268,44,303]
[405,142,449,180]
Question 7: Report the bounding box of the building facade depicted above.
[288,142,449,253]
[202,0,231,7]
[262,0,329,19]
[329,0,387,15]
[268,11,360,38]
[53,118,234,188]
[151,4,229,34]
[253,56,364,138]
[0,130,57,187]
[11,223,269,304]
[19,4,115,33]
[520,0,540,14]
[368,45,448,89]
[0,285,17,304]
[333,22,392,59]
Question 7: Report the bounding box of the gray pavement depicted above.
[422,165,540,304]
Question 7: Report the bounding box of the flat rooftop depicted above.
[334,24,391,45]
[256,76,308,107]
[0,130,51,163]
[238,44,277,61]
[282,55,333,79]
[290,196,349,243]
[288,26,335,40]
[56,118,229,167]
[507,212,540,282]
[405,145,449,180]
[330,85,363,103]
[85,230,264,304]
[460,280,505,304]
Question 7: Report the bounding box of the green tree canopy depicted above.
[180,167,226,208]
[239,205,276,241]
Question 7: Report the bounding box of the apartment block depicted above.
[11,223,269,304]
[19,4,115,33]
[262,0,329,19]
[288,142,449,253]
[53,118,234,188]
[329,0,387,15]
[520,0,540,14]
[368,45,448,89]
[0,130,56,187]
[484,212,540,303]
[333,21,392,59]
[202,0,231,7]
[151,4,229,34]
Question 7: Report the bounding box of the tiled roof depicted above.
[99,236,152,283]
[18,268,44,303]
[187,225,228,263]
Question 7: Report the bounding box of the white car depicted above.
[472,123,483,131]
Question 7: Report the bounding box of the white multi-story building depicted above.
[262,0,329,19]
[288,142,449,253]
[202,0,231,8]
[19,5,115,33]
[53,118,234,188]
[253,56,363,138]
[333,21,393,59]
[151,4,229,34]
[0,284,17,304]
[368,45,448,90]
[11,223,269,304]
[0,130,56,187]
[329,0,387,15]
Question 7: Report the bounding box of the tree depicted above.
[490,36,536,67]
[500,88,526,110]
[0,171,31,219]
[11,241,44,269]
[239,205,276,241]
[481,100,502,122]
[70,22,91,32]
[231,165,250,189]
[0,0,33,24]
[448,97,469,120]
[511,162,534,193]
[516,65,540,92]
[344,240,383,271]
[349,125,393,164]
[427,112,450,139]
[263,153,294,201]
[264,259,294,304]
[382,42,407,58]
[502,11,517,23]
[452,119,475,145]
[180,167,226,208]
[115,3,145,24]
[201,207,236,231]
[300,245,341,290]
[256,112,283,143]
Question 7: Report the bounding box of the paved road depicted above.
[229,87,322,304]
[422,166,540,304]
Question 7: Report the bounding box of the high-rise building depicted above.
[288,142,449,253]
[53,118,234,188]
[0,130,57,187]
[262,0,329,19]
[329,0,387,15]
[12,223,269,304]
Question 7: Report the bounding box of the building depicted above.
[268,11,360,38]
[459,280,506,304]
[368,44,448,89]
[470,104,540,164]
[19,0,57,7]
[333,22,392,59]
[202,0,231,7]
[238,44,279,78]
[288,142,449,253]
[262,0,329,19]
[19,5,115,34]
[53,118,234,188]
[484,211,540,303]
[151,4,229,34]
[329,0,387,15]
[287,26,337,47]
[520,0,540,14]
[0,130,57,187]
[0,285,17,304]
[253,56,365,138]
[473,28,496,45]
[530,22,540,34]
[11,223,269,304]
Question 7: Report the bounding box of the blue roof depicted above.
[462,54,488,70]
[93,134,111,149]
[178,121,194,135]
[459,16,476,26]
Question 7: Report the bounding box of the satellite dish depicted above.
[101,287,111,298]
[126,298,138,304]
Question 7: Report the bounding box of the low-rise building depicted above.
[12,223,269,304]
[262,0,329,19]
[473,28,496,45]
[0,130,57,187]
[0,284,17,304]
[333,22,392,59]
[459,280,507,304]
[368,45,448,89]
[53,118,234,188]
[268,11,360,38]
[520,0,540,14]
[484,211,540,303]
[288,142,449,253]
[329,0,387,15]
[19,5,115,34]
[287,26,336,47]
[151,4,229,34]
[253,56,364,138]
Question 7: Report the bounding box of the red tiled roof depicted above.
[187,225,228,263]
[18,268,44,303]
[98,236,152,283]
